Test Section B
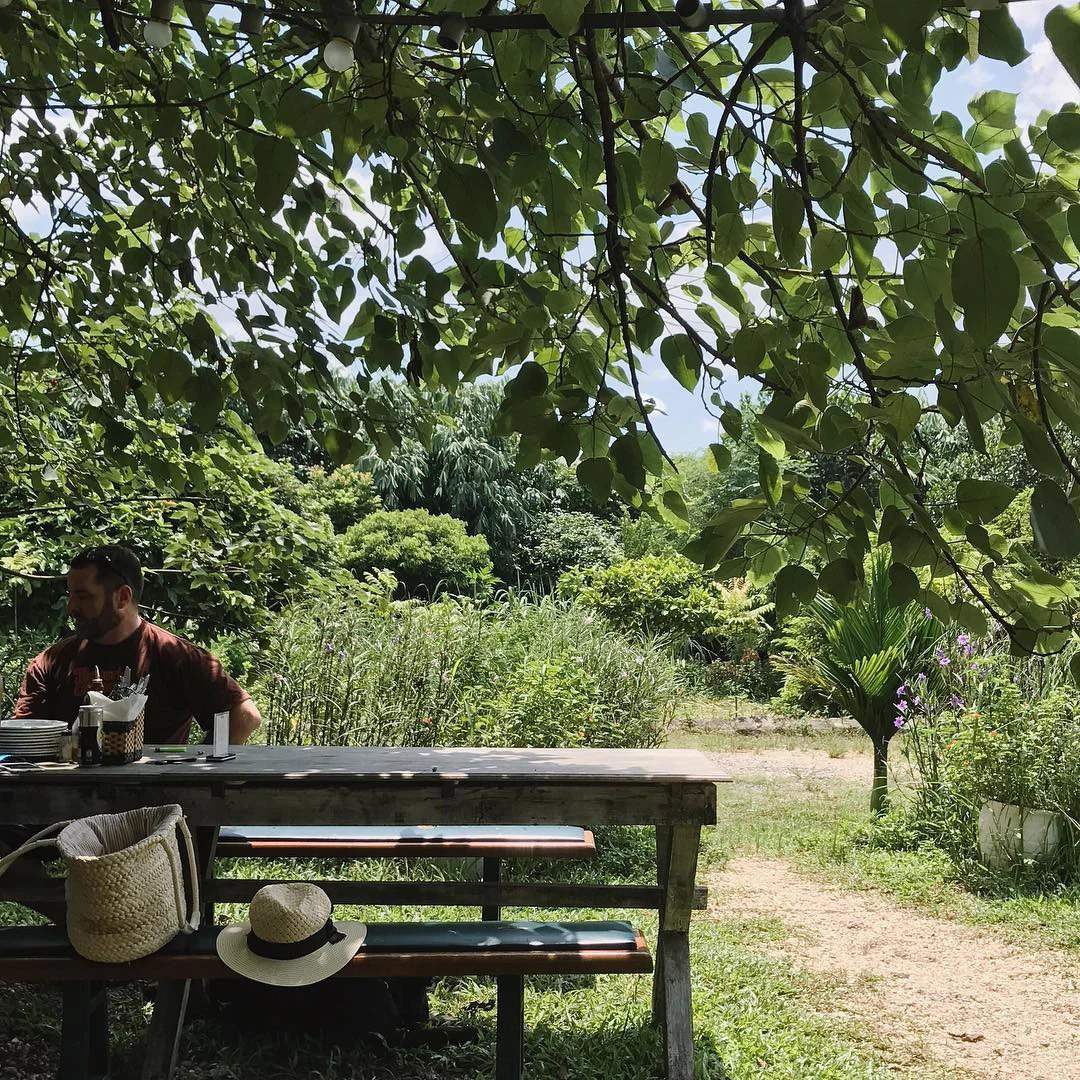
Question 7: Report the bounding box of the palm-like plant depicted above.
[779,555,941,814]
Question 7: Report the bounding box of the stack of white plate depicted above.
[0,718,67,760]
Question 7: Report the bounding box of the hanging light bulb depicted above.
[323,13,359,71]
[144,0,174,46]
[675,0,710,30]
[437,13,466,51]
[239,0,265,35]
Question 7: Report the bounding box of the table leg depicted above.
[482,857,501,921]
[652,826,672,1026]
[59,981,108,1080]
[194,826,219,927]
[655,825,700,1080]
[495,975,524,1080]
[141,980,190,1080]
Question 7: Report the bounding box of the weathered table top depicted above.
[0,746,731,786]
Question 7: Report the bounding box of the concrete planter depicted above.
[977,799,1065,869]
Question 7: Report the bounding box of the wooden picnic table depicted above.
[0,745,729,1079]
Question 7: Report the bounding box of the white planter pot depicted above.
[977,799,1064,869]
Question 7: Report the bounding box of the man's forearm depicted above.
[229,698,262,744]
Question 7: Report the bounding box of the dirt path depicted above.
[707,746,872,784]
[711,857,1080,1079]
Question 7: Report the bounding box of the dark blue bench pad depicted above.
[217,826,587,844]
[0,921,638,959]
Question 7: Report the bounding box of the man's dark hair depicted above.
[69,545,143,603]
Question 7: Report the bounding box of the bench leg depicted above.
[141,980,190,1080]
[494,975,523,1080]
[60,981,108,1080]
[482,857,501,921]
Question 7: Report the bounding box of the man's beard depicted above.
[75,607,123,640]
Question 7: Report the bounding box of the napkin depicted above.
[87,691,148,724]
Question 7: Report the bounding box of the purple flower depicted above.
[912,696,922,707]
[949,694,965,710]
[924,607,933,618]
[934,647,950,667]
[894,715,907,729]
[324,642,335,654]
[916,672,927,683]
[897,699,909,713]
[896,685,907,698]
[956,634,970,647]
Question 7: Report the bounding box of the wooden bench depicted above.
[0,920,651,1080]
[213,825,596,920]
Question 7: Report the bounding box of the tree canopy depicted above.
[4,0,1080,650]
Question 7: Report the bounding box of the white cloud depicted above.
[1019,35,1078,123]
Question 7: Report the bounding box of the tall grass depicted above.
[254,593,679,750]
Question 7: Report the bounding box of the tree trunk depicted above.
[870,739,889,817]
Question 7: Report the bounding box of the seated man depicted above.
[4,544,262,920]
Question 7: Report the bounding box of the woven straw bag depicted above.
[0,804,200,962]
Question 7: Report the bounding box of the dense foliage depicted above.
[256,590,676,749]
[561,554,773,660]
[340,507,495,596]
[520,509,622,584]
[6,2,1080,644]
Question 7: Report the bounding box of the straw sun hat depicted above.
[216,882,366,987]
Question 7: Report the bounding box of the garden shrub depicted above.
[302,466,380,532]
[253,594,677,751]
[340,509,494,598]
[0,628,54,716]
[521,510,621,585]
[559,555,773,665]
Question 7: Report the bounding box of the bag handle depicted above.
[0,820,70,880]
[162,815,201,933]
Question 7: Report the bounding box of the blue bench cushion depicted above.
[362,921,638,952]
[0,920,640,959]
[218,825,588,844]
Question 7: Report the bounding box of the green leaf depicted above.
[1046,3,1080,90]
[659,334,702,392]
[978,8,1029,66]
[641,139,678,198]
[253,137,299,212]
[438,164,497,240]
[1030,479,1080,558]
[772,180,805,265]
[968,90,1018,132]
[577,457,613,505]
[275,90,332,139]
[707,442,731,472]
[775,563,818,622]
[662,488,689,523]
[1047,110,1080,151]
[190,129,218,174]
[733,326,766,377]
[810,228,846,272]
[712,213,746,266]
[888,563,920,605]
[541,0,586,37]
[956,479,1017,523]
[818,557,858,603]
[951,230,1019,348]
[874,0,935,48]
[611,432,645,489]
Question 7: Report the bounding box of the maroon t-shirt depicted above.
[13,620,250,745]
